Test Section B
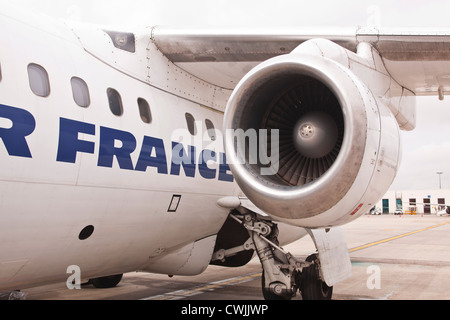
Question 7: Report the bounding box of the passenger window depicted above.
[107,88,123,116]
[28,63,50,97]
[205,119,216,141]
[185,113,197,135]
[0,61,2,82]
[137,98,152,124]
[71,77,90,108]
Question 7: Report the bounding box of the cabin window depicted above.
[71,77,90,108]
[138,98,152,124]
[0,61,2,82]
[205,119,216,141]
[28,63,50,97]
[107,88,123,116]
[185,113,197,135]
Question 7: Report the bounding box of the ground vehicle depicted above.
[437,207,450,216]
[370,208,381,215]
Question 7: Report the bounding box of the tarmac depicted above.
[21,214,450,300]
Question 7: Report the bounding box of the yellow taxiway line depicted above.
[349,221,450,253]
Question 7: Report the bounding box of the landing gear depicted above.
[261,270,293,300]
[301,254,333,300]
[220,213,333,300]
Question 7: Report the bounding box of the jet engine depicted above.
[223,43,402,228]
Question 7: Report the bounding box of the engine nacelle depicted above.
[223,42,401,228]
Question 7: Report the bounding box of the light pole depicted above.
[437,172,443,189]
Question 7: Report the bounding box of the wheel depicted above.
[90,274,123,288]
[261,271,292,300]
[300,254,333,300]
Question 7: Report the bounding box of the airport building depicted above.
[375,189,450,215]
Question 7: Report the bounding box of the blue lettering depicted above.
[98,126,136,170]
[57,118,95,163]
[170,142,196,178]
[0,104,35,158]
[135,136,168,174]
[198,149,216,179]
[0,104,234,183]
[218,153,234,182]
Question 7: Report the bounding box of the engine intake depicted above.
[224,49,400,227]
[260,77,343,186]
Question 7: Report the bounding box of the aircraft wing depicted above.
[151,26,450,97]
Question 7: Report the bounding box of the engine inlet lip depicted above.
[226,59,353,187]
[224,54,367,218]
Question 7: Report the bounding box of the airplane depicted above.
[0,2,449,300]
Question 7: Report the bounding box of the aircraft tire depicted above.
[300,254,333,300]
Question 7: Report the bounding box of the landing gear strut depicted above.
[225,213,333,300]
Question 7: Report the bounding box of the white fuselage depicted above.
[0,6,239,290]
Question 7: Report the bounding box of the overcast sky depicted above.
[8,0,450,28]
[5,0,450,190]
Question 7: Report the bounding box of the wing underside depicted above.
[151,26,450,97]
